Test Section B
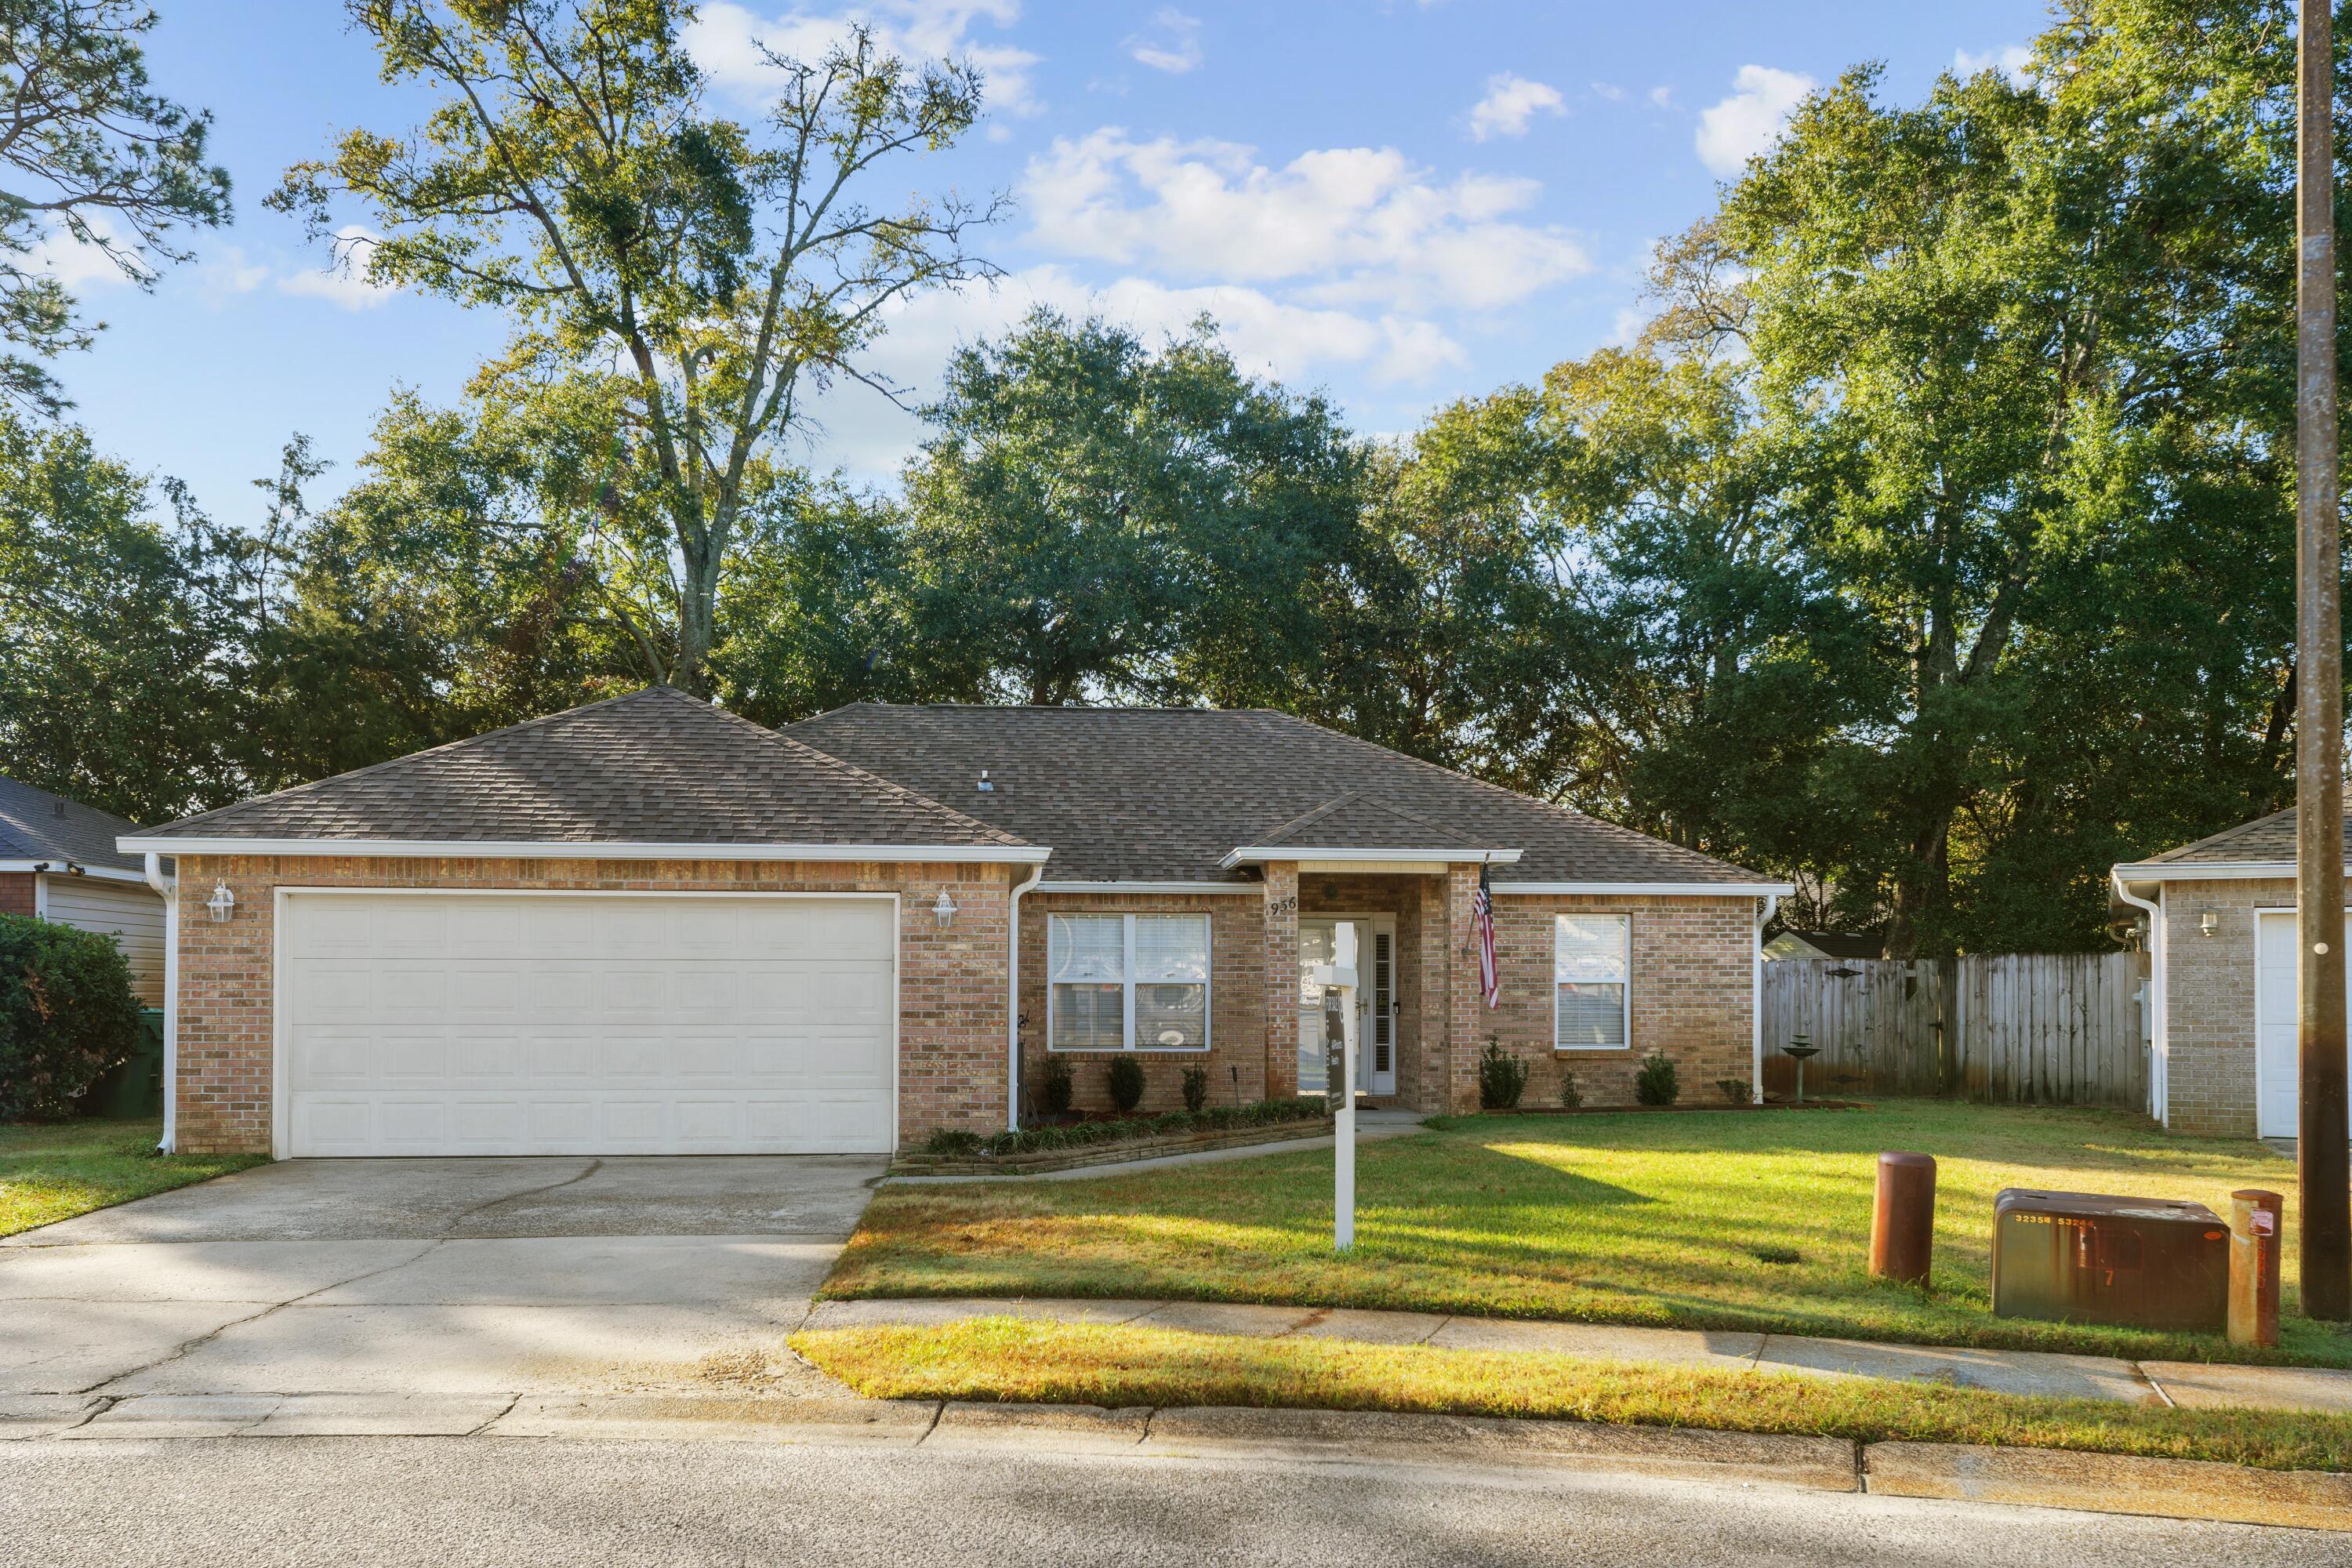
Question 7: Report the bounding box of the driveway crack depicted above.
[445,1160,603,1232]
[73,1240,444,1396]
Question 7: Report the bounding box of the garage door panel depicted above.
[284,893,898,1156]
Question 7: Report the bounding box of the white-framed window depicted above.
[1555,913,1630,1050]
[1049,913,1211,1051]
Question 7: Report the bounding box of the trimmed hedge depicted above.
[0,913,142,1122]
[924,1097,1330,1160]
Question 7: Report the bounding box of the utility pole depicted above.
[2296,0,2351,1323]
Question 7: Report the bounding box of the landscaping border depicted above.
[890,1117,1334,1176]
[1466,1102,1870,1116]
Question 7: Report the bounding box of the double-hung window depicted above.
[1555,914,1630,1049]
[1049,913,1210,1051]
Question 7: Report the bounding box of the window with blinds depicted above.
[1555,913,1630,1049]
[1049,913,1211,1051]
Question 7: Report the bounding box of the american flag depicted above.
[1473,862,1499,1009]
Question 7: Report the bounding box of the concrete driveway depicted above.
[0,1156,885,1415]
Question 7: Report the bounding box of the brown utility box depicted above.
[1991,1189,2228,1333]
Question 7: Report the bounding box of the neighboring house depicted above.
[2112,804,2343,1138]
[122,688,1789,1159]
[0,775,166,1004]
[1762,929,1884,962]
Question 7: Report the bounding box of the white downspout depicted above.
[1751,892,1779,1102]
[2111,870,2165,1127]
[143,851,177,1153]
[1007,862,1045,1133]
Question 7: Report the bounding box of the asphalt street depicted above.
[2,1432,2339,1568]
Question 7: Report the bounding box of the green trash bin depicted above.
[79,1008,165,1120]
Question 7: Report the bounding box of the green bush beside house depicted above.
[0,913,142,1122]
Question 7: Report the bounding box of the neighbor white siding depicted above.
[40,874,165,1005]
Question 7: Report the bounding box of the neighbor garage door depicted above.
[280,891,895,1156]
[2252,908,2352,1140]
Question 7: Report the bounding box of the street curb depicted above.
[1862,1441,2352,1532]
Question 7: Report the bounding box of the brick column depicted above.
[1444,863,1483,1112]
[1262,862,1300,1098]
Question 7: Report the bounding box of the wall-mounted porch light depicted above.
[205,882,237,924]
[2198,908,2220,938]
[933,887,958,929]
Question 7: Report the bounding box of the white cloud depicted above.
[1954,44,2033,87]
[1020,129,1590,313]
[191,244,270,305]
[277,227,395,311]
[1126,9,1200,74]
[1647,84,1673,109]
[1589,81,1625,103]
[686,1,1044,121]
[27,214,140,290]
[1466,73,1565,141]
[1694,64,1814,176]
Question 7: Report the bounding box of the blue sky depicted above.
[58,0,2051,528]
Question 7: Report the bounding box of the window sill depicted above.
[1554,1044,1631,1054]
[1045,1045,1213,1054]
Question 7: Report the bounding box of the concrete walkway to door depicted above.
[0,1155,885,1435]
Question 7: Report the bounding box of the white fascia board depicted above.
[1219,847,1525,869]
[118,837,1052,865]
[0,859,156,886]
[2109,861,2312,885]
[1494,880,1796,897]
[1036,880,1261,895]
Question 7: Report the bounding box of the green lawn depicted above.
[797,1316,2352,1472]
[826,1100,2352,1368]
[0,1119,265,1236]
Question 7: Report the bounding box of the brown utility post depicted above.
[2297,0,2352,1323]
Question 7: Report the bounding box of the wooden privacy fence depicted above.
[1759,952,2150,1108]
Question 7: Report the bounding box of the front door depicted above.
[1299,917,1396,1098]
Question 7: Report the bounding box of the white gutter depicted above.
[1036,880,1259,895]
[1007,862,1045,1133]
[1497,880,1796,898]
[2111,869,2166,1127]
[143,852,177,1153]
[118,837,1051,865]
[1220,846,1524,869]
[0,860,153,885]
[1751,892,1779,1102]
[2107,860,2335,883]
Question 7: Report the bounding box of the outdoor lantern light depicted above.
[205,882,236,924]
[933,887,957,928]
[2198,908,2220,938]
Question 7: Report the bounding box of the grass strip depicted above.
[0,1119,265,1236]
[793,1316,2352,1473]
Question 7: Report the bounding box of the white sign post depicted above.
[1314,924,1360,1252]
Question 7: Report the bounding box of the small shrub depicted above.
[1557,1069,1582,1109]
[0,913,141,1121]
[1715,1077,1753,1106]
[1635,1052,1679,1106]
[1038,1054,1074,1115]
[924,1127,985,1157]
[1180,1063,1208,1112]
[1105,1054,1146,1113]
[1478,1039,1527,1109]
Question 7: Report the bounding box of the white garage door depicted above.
[281,892,896,1156]
[2253,909,2352,1139]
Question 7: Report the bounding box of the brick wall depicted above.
[1479,893,1758,1110]
[0,871,31,918]
[169,854,1027,1156]
[2161,877,2278,1138]
[1020,891,1267,1115]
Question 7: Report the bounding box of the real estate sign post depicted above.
[2296,0,2352,1321]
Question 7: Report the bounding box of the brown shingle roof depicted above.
[782,703,1768,886]
[1243,792,1494,852]
[2138,804,2313,866]
[129,688,1029,850]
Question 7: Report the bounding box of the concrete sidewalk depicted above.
[801,1295,2352,1415]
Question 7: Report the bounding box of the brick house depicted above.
[122,688,1788,1157]
[2114,805,2350,1139]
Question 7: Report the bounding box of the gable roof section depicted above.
[126,688,1038,859]
[0,775,147,874]
[1230,791,1505,861]
[782,703,1772,887]
[2134,804,2302,868]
